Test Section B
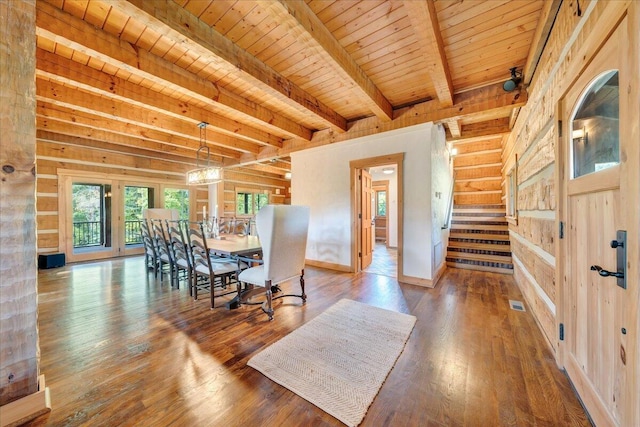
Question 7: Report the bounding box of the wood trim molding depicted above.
[304,259,351,273]
[0,375,51,427]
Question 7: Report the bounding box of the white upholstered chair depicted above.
[237,205,310,320]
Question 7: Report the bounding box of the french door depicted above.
[60,171,195,262]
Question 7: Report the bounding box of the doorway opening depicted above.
[350,153,403,279]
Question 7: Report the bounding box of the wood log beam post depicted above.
[267,82,527,160]
[118,0,348,133]
[34,1,312,141]
[260,0,393,121]
[0,0,52,425]
[403,0,454,107]
[444,119,462,138]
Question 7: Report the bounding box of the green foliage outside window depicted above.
[164,188,190,220]
[376,190,386,217]
[236,191,269,215]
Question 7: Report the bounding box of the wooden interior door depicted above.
[560,18,634,427]
[361,169,373,269]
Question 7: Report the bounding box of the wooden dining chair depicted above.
[140,219,159,277]
[188,221,241,309]
[165,219,192,291]
[237,205,310,320]
[151,219,175,288]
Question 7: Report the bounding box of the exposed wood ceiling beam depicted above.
[272,82,526,158]
[240,163,290,176]
[524,0,562,85]
[259,0,393,121]
[35,80,262,155]
[444,118,512,142]
[444,119,461,138]
[36,101,241,162]
[403,0,454,106]
[35,1,312,141]
[37,130,198,166]
[117,0,348,132]
[36,49,283,149]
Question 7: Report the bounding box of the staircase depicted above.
[446,205,513,274]
[444,136,513,274]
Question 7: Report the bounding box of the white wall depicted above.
[292,122,440,280]
[369,167,397,247]
[430,124,452,273]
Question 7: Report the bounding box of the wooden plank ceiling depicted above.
[35,0,545,177]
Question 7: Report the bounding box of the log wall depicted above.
[452,136,503,206]
[0,0,39,406]
[502,0,630,355]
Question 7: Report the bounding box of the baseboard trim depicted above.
[0,374,51,427]
[398,274,435,288]
[305,259,352,273]
[431,262,447,287]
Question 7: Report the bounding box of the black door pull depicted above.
[590,265,624,279]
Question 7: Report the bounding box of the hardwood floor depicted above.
[364,243,397,278]
[25,258,590,426]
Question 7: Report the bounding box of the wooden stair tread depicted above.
[448,241,511,251]
[451,223,509,231]
[446,262,514,275]
[454,204,505,210]
[452,208,506,215]
[446,251,512,263]
[449,230,510,238]
[451,216,507,222]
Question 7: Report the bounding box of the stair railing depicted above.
[442,171,455,229]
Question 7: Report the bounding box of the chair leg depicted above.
[300,268,307,303]
[264,279,274,321]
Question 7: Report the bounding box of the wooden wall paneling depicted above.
[453,137,502,155]
[517,125,555,185]
[455,165,502,180]
[454,193,502,206]
[36,214,59,231]
[454,179,502,193]
[518,168,556,211]
[513,260,557,352]
[453,151,502,168]
[514,216,556,257]
[36,176,57,194]
[36,195,58,212]
[511,237,556,302]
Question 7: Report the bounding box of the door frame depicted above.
[555,9,639,426]
[350,153,403,276]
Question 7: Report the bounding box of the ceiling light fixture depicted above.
[382,168,394,175]
[186,122,223,185]
[503,67,522,92]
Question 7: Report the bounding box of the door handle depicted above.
[590,230,627,289]
[590,265,624,278]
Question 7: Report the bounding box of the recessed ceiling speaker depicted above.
[503,67,522,92]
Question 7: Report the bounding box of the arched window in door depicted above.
[570,70,619,178]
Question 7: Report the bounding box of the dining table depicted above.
[205,234,262,309]
[205,234,262,258]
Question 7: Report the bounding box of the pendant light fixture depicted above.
[186,122,223,185]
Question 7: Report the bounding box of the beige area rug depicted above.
[247,299,417,427]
